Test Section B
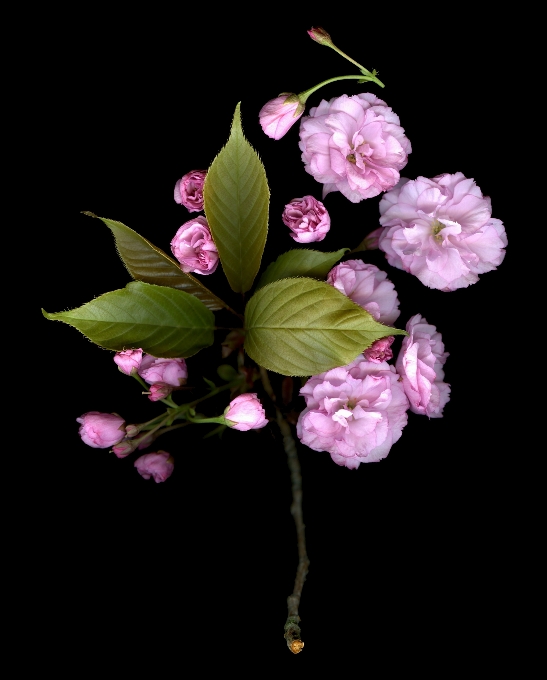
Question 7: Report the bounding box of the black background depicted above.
[35,11,519,670]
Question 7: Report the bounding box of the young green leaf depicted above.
[42,281,215,358]
[82,212,226,311]
[203,103,269,293]
[244,277,406,376]
[256,248,349,290]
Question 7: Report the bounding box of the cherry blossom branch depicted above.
[259,367,309,654]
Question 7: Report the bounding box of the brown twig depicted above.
[259,367,309,654]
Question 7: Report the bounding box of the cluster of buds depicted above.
[76,350,270,482]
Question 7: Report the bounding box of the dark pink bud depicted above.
[146,383,173,402]
[174,170,207,213]
[364,336,395,363]
[307,27,333,46]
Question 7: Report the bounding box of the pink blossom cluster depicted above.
[174,170,207,212]
[378,173,507,291]
[171,215,219,275]
[114,349,188,403]
[296,260,451,466]
[282,195,330,243]
[299,93,411,203]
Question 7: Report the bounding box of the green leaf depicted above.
[42,281,215,358]
[203,103,269,293]
[256,248,349,290]
[244,277,406,376]
[82,211,226,311]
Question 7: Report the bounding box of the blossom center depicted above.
[346,153,357,164]
[431,219,445,242]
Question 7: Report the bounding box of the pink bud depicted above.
[134,451,174,483]
[113,348,143,375]
[259,94,305,140]
[174,170,207,213]
[125,423,141,438]
[170,216,219,275]
[360,227,383,251]
[76,411,126,449]
[112,439,139,458]
[138,355,188,387]
[224,393,269,431]
[146,382,173,402]
[364,336,395,363]
[282,195,331,243]
[307,27,333,46]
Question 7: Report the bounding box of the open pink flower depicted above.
[134,451,174,483]
[170,216,219,275]
[296,356,409,468]
[327,260,400,325]
[113,348,143,375]
[299,93,411,203]
[138,355,188,387]
[395,314,450,418]
[259,94,305,140]
[378,173,507,291]
[224,393,268,431]
[77,411,126,449]
[282,195,331,243]
[174,170,207,212]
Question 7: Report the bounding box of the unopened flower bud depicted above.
[134,451,174,483]
[307,26,333,46]
[76,411,126,449]
[114,348,143,375]
[146,382,173,402]
[224,393,268,431]
[125,423,141,438]
[259,94,305,140]
[138,355,188,387]
[112,438,139,458]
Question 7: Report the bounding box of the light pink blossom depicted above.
[134,451,174,483]
[297,356,409,468]
[224,393,269,431]
[364,336,394,363]
[395,314,450,418]
[378,173,508,291]
[113,348,143,375]
[298,93,411,203]
[76,411,126,449]
[174,170,207,213]
[170,216,219,275]
[259,94,305,140]
[327,259,400,325]
[282,195,331,243]
[138,355,188,387]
